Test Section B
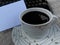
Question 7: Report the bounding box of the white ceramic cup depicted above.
[20,8,57,39]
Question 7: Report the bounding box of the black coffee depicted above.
[22,11,50,25]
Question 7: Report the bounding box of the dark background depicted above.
[0,0,19,6]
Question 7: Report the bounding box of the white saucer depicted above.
[12,20,60,45]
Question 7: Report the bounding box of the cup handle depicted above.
[53,15,58,19]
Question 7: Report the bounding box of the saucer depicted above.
[12,20,60,45]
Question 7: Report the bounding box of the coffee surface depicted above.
[22,11,50,25]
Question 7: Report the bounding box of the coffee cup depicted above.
[19,8,58,39]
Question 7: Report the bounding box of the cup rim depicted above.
[19,8,53,26]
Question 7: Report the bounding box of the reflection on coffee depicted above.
[22,11,50,25]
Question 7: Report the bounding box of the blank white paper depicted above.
[0,0,26,31]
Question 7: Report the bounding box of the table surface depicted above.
[0,29,14,45]
[0,0,60,45]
